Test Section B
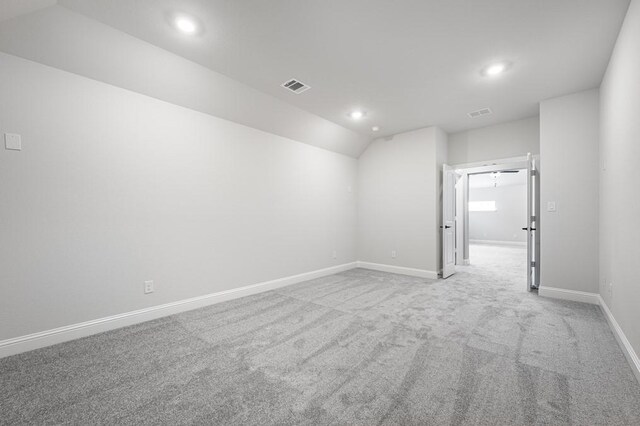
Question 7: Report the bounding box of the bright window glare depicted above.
[469,201,496,212]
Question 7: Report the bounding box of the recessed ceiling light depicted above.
[372,126,380,132]
[174,16,198,34]
[482,62,509,77]
[349,110,365,120]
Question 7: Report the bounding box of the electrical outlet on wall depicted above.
[332,250,337,259]
[144,280,154,294]
[608,282,613,296]
[391,250,397,259]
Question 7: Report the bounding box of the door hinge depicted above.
[530,261,536,268]
[531,170,538,177]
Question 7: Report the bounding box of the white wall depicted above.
[448,116,540,165]
[357,127,446,274]
[0,52,357,340]
[539,89,600,293]
[469,184,527,243]
[599,0,640,362]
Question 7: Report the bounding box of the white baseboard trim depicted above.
[4,263,638,386]
[538,286,600,305]
[469,239,527,247]
[356,261,438,280]
[531,286,640,384]
[598,296,640,384]
[0,262,358,359]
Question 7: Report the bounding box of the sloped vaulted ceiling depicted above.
[0,0,631,157]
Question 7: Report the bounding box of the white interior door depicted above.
[442,164,457,278]
[525,153,540,291]
[454,173,466,265]
[532,156,540,288]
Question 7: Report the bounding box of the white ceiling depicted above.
[469,170,526,189]
[0,0,55,22]
[0,4,371,157]
[57,0,630,138]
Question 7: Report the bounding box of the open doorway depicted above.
[442,155,540,291]
[468,170,527,285]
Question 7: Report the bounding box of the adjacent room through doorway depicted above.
[447,155,539,291]
[468,170,528,288]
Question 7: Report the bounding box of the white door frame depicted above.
[442,165,458,278]
[449,155,540,291]
[455,173,468,265]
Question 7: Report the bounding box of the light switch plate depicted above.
[547,201,557,212]
[4,133,22,150]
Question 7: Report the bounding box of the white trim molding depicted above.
[538,286,600,305]
[538,287,640,384]
[356,261,438,280]
[450,155,529,170]
[598,296,640,384]
[0,262,357,359]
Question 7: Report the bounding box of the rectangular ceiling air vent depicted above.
[467,108,492,118]
[281,78,311,94]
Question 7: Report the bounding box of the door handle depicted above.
[522,227,537,231]
[440,225,452,229]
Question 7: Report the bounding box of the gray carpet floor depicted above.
[1,244,640,425]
